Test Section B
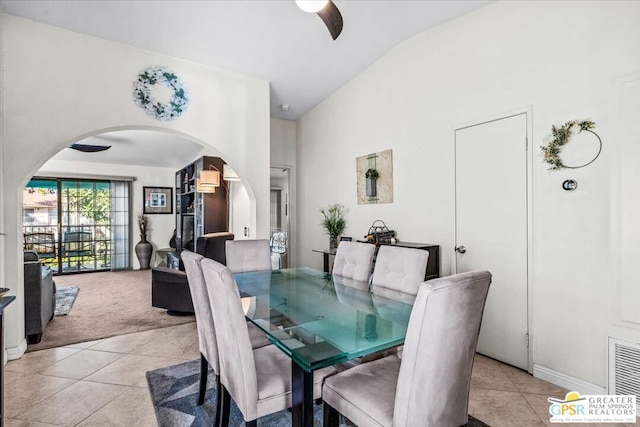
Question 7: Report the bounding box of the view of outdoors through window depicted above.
[23,179,129,274]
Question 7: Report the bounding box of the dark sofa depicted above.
[24,250,56,344]
[151,232,234,314]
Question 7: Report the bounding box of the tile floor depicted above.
[4,323,638,426]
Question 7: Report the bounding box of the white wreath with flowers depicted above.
[132,66,190,121]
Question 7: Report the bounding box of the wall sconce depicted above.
[223,164,240,181]
[196,168,220,193]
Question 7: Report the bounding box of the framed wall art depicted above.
[143,186,173,214]
[357,149,393,204]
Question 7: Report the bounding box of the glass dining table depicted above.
[233,267,413,427]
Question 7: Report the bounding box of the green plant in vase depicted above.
[320,203,346,253]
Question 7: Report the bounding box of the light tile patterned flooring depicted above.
[4,323,638,426]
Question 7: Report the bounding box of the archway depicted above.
[7,125,257,360]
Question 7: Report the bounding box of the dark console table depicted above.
[312,249,336,273]
[0,295,16,427]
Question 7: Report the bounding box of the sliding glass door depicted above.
[23,178,130,274]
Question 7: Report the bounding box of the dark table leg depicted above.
[291,362,314,427]
[323,252,330,273]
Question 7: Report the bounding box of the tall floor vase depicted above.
[135,235,153,270]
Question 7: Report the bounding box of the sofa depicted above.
[24,250,56,344]
[151,232,234,314]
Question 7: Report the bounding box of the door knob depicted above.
[455,246,466,254]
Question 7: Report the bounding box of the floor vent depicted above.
[609,337,640,397]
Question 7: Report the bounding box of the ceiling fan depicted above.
[296,0,343,40]
[68,134,131,153]
[69,143,111,153]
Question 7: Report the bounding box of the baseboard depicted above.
[533,364,607,395]
[6,338,28,362]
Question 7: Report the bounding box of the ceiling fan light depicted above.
[295,0,329,13]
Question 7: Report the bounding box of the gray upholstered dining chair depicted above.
[225,239,272,273]
[332,241,376,282]
[371,245,429,304]
[200,257,337,427]
[180,251,270,423]
[322,271,492,427]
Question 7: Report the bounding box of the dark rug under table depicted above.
[146,359,490,427]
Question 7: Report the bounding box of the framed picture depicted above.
[143,186,173,214]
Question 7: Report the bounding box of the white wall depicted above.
[38,159,177,269]
[271,118,297,167]
[1,15,270,358]
[296,1,640,389]
[230,181,251,240]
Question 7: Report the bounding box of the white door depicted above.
[455,113,529,370]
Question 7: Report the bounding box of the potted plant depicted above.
[320,203,346,252]
[365,168,379,197]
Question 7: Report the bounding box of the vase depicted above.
[135,235,153,270]
[366,178,377,197]
[329,235,338,253]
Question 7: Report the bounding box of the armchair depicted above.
[23,250,56,344]
[151,232,235,314]
[150,267,194,314]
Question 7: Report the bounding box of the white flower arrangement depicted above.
[132,66,190,121]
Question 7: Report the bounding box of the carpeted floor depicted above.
[28,269,194,352]
[146,359,490,427]
[54,285,80,316]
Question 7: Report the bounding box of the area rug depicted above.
[54,285,79,316]
[146,359,490,427]
[27,270,195,352]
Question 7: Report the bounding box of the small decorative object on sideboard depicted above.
[364,220,395,244]
[135,214,153,270]
[320,203,346,252]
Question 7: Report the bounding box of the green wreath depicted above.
[132,66,190,121]
[541,120,601,170]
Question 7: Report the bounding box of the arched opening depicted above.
[9,125,256,357]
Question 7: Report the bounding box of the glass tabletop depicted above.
[233,268,413,372]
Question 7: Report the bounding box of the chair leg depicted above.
[323,401,339,427]
[245,420,257,427]
[197,353,208,406]
[214,375,222,427]
[220,385,231,427]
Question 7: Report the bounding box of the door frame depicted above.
[453,105,534,373]
[270,164,296,268]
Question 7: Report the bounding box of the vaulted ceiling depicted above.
[1,0,492,167]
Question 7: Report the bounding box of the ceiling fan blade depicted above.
[317,0,343,40]
[69,143,112,153]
